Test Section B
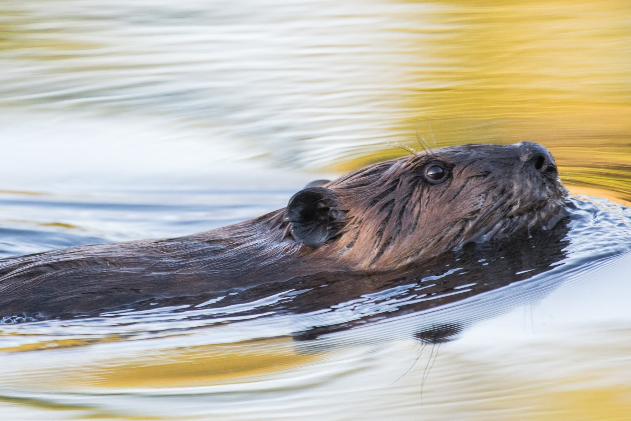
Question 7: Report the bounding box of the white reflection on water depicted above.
[0,0,631,419]
[0,0,446,182]
[0,250,629,420]
[0,195,628,420]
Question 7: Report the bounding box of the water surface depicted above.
[1,0,631,419]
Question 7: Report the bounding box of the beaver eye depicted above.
[424,164,447,183]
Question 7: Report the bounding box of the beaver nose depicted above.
[518,142,557,175]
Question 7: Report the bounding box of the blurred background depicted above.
[0,0,630,420]
[1,0,630,197]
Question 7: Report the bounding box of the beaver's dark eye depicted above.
[424,164,447,183]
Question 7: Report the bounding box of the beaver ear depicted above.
[286,187,343,247]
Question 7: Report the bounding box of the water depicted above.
[1,0,631,419]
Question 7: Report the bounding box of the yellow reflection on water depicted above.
[0,12,100,59]
[0,395,167,421]
[0,0,630,419]
[539,387,631,421]
[341,0,631,202]
[79,337,319,388]
[404,0,631,119]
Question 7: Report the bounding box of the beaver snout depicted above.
[518,142,558,175]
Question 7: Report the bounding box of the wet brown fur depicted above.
[0,142,567,319]
[307,142,567,268]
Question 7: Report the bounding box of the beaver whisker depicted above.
[415,129,434,155]
[389,142,418,156]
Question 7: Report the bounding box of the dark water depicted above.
[1,0,631,420]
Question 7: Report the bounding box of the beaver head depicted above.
[283,142,568,269]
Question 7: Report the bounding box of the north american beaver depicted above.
[0,142,567,320]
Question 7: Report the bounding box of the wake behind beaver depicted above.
[0,142,568,320]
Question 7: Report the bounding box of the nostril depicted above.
[518,142,557,175]
[529,153,557,175]
[532,154,547,171]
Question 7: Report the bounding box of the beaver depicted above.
[0,142,567,320]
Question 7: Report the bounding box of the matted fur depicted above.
[0,142,568,318]
[306,142,567,268]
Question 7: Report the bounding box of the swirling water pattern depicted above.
[1,0,631,419]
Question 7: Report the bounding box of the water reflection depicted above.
[286,218,570,339]
[0,0,630,419]
[2,0,629,201]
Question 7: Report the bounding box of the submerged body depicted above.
[0,142,567,319]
